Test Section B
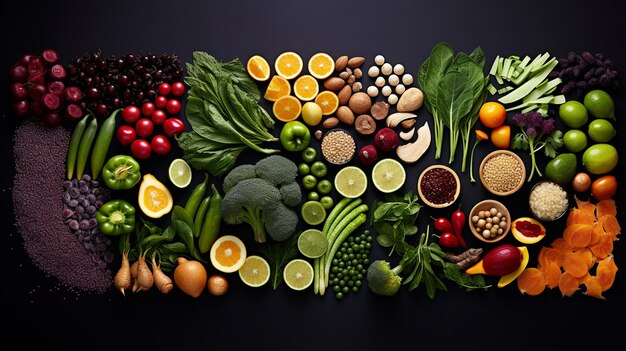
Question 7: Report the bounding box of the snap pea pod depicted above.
[199,184,223,253]
[193,195,212,237]
[66,114,91,179]
[76,116,99,179]
[172,219,205,263]
[91,108,121,179]
[184,173,209,219]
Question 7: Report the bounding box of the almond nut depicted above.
[323,117,340,129]
[355,114,376,135]
[335,56,348,72]
[348,56,365,68]
[337,85,352,105]
[354,68,363,79]
[336,106,355,126]
[370,101,390,120]
[401,119,416,129]
[323,77,346,92]
[348,92,373,115]
[339,71,350,80]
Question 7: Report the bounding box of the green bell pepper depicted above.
[102,155,141,190]
[96,199,136,236]
[280,121,311,152]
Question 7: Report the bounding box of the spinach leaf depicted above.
[417,42,454,112]
[437,71,474,132]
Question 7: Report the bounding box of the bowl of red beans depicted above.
[417,165,461,208]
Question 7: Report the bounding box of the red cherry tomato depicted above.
[438,232,460,249]
[151,135,171,155]
[166,99,182,115]
[130,139,151,159]
[171,82,185,96]
[157,83,171,96]
[155,96,168,109]
[117,125,137,146]
[141,101,155,117]
[163,117,185,137]
[135,118,154,138]
[591,175,617,201]
[151,109,167,125]
[122,105,141,123]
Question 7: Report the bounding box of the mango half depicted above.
[497,246,529,288]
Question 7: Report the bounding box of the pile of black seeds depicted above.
[13,121,112,293]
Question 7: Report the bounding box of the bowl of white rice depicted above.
[528,180,570,222]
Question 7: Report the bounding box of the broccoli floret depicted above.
[221,178,281,243]
[279,181,302,207]
[222,164,257,193]
[366,260,404,296]
[261,202,299,242]
[254,155,298,186]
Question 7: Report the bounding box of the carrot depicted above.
[581,275,605,300]
[517,268,546,296]
[563,223,593,248]
[566,208,595,226]
[113,253,132,296]
[595,255,618,291]
[596,199,617,218]
[539,261,561,289]
[538,247,564,268]
[600,215,621,239]
[152,255,174,294]
[574,195,596,214]
[130,260,140,293]
[558,272,581,297]
[550,238,569,251]
[562,250,590,278]
[136,254,154,292]
[589,232,613,260]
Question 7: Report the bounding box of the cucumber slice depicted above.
[499,60,558,104]
[489,56,500,76]
[530,52,552,73]
[487,84,498,95]
[522,78,562,103]
[521,104,538,113]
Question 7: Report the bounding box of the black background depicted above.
[1,0,624,350]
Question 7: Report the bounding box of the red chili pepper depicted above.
[437,232,459,249]
[432,216,454,234]
[451,208,467,249]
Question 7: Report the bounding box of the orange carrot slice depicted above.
[538,247,565,268]
[596,199,617,218]
[539,261,561,289]
[563,250,590,278]
[564,223,593,248]
[600,215,621,240]
[589,222,604,245]
[558,272,581,297]
[575,196,597,214]
[566,208,596,226]
[550,238,569,251]
[596,255,618,291]
[517,268,546,296]
[581,275,606,300]
[589,232,613,260]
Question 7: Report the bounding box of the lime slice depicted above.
[297,229,328,258]
[334,166,367,198]
[300,201,326,226]
[168,158,192,188]
[371,158,406,193]
[283,259,314,291]
[238,255,270,287]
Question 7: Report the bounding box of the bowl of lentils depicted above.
[479,150,526,196]
[417,165,460,208]
[528,180,570,222]
[320,129,356,165]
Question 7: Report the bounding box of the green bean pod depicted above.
[91,108,121,179]
[199,184,223,253]
[193,195,212,237]
[183,173,209,218]
[76,116,99,179]
[66,114,91,179]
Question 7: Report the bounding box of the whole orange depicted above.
[479,102,507,128]
[491,125,511,149]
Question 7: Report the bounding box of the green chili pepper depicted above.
[199,184,223,253]
[96,199,136,236]
[194,195,212,237]
[67,114,91,179]
[184,173,209,218]
[76,115,98,178]
[172,219,205,262]
[102,155,141,190]
[91,108,122,179]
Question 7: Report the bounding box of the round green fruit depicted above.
[588,119,616,142]
[582,143,618,175]
[545,153,577,185]
[558,100,588,128]
[583,89,615,119]
[563,129,588,153]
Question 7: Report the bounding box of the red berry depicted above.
[151,135,171,155]
[117,125,137,146]
[141,101,156,117]
[166,99,182,115]
[122,105,141,123]
[151,110,167,125]
[171,82,185,96]
[135,118,154,138]
[155,96,168,109]
[158,83,171,96]
[130,139,151,160]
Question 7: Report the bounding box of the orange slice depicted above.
[264,75,291,102]
[308,52,335,79]
[274,51,303,80]
[210,235,247,273]
[137,174,173,218]
[293,74,319,101]
[314,90,339,115]
[246,55,270,81]
[272,95,302,122]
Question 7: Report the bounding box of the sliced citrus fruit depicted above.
[138,174,173,218]
[168,158,192,188]
[308,52,335,79]
[272,95,302,122]
[293,74,319,101]
[511,217,546,244]
[238,255,270,287]
[300,201,327,226]
[314,90,339,115]
[283,258,314,291]
[210,235,247,273]
[297,229,328,258]
[334,166,367,198]
[264,75,291,102]
[246,55,270,81]
[371,158,406,193]
[274,51,303,80]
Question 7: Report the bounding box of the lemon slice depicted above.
[371,158,406,193]
[334,166,367,198]
[297,229,328,258]
[238,255,270,287]
[300,201,327,226]
[283,259,314,291]
[168,158,192,188]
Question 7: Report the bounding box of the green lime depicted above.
[371,158,406,193]
[283,259,314,291]
[298,163,310,175]
[301,200,327,225]
[588,119,616,142]
[238,255,270,288]
[584,89,615,119]
[307,191,320,201]
[582,143,618,174]
[316,179,333,195]
[320,196,334,210]
[558,100,588,128]
[168,158,192,188]
[544,153,577,185]
[297,229,328,258]
[563,129,588,152]
[334,166,367,198]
